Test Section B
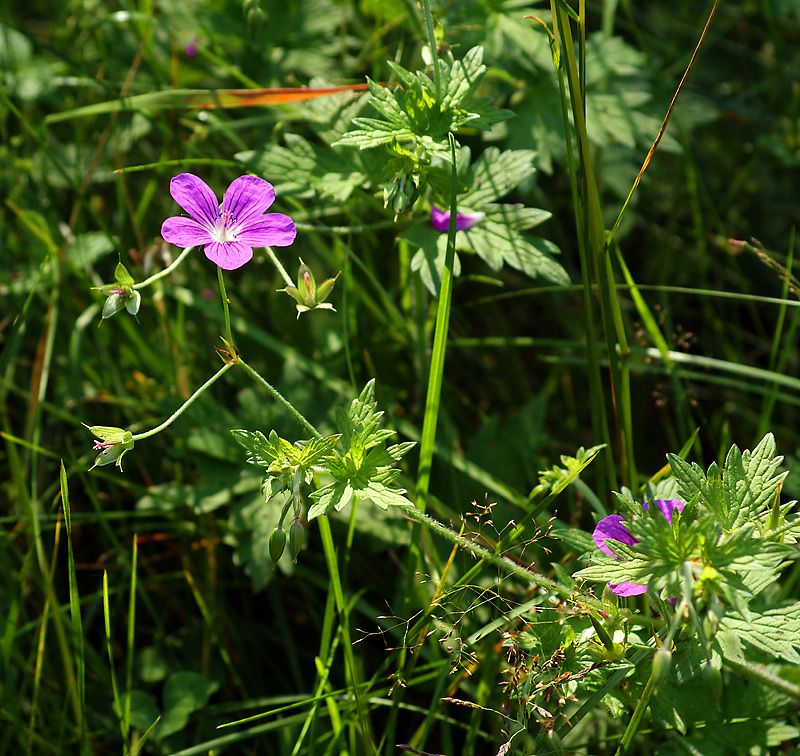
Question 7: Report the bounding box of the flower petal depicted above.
[237,213,297,248]
[430,205,450,231]
[161,216,213,248]
[222,175,276,225]
[430,205,485,231]
[169,174,220,227]
[593,514,638,558]
[654,499,686,523]
[204,241,253,270]
[609,580,648,597]
[456,211,485,230]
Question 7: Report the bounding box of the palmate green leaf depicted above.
[333,118,418,150]
[402,215,566,297]
[625,508,702,567]
[230,429,285,468]
[669,434,787,532]
[299,434,342,466]
[573,544,654,587]
[655,666,800,756]
[406,231,462,297]
[337,379,396,450]
[463,221,570,285]
[482,204,551,230]
[585,91,651,149]
[308,381,415,519]
[721,603,800,664]
[462,148,538,206]
[232,428,341,477]
[309,477,412,519]
[440,45,486,113]
[237,134,367,202]
[364,76,410,125]
[724,433,787,528]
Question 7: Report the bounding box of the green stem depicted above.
[216,266,234,347]
[723,655,800,700]
[420,0,441,101]
[132,246,193,290]
[131,362,234,441]
[614,672,656,755]
[317,516,376,755]
[549,1,615,494]
[415,133,458,513]
[393,502,576,600]
[264,245,294,288]
[557,5,637,490]
[387,135,461,752]
[236,358,322,439]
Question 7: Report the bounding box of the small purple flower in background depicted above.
[161,173,296,271]
[184,36,199,58]
[429,204,485,232]
[593,499,686,597]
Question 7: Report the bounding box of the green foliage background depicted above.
[2,0,800,754]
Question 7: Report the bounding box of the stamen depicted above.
[216,209,238,242]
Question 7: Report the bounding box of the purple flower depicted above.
[161,173,296,271]
[429,204,485,232]
[593,499,686,597]
[184,36,199,58]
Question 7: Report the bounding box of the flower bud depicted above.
[86,424,134,471]
[703,596,725,639]
[97,264,140,319]
[268,527,286,563]
[651,648,672,691]
[289,519,305,563]
[279,259,338,318]
[703,662,723,701]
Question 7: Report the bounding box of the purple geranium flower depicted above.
[593,499,686,597]
[430,204,485,232]
[161,173,296,271]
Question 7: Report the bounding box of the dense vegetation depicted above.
[2,1,800,754]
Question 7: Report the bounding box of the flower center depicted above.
[213,209,239,242]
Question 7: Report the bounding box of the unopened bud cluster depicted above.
[268,518,305,564]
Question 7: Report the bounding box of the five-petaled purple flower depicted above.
[429,204,485,232]
[593,499,686,597]
[161,173,296,271]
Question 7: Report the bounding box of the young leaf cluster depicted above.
[229,427,341,499]
[333,46,512,215]
[231,380,415,522]
[308,379,416,518]
[668,433,794,536]
[334,46,511,160]
[576,435,797,605]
